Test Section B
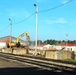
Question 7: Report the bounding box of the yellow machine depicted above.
[7,32,30,48]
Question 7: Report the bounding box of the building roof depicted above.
[0,36,25,43]
[37,44,47,47]
[60,43,76,46]
[0,36,16,40]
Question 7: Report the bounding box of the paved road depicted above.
[0,57,32,68]
[0,57,75,75]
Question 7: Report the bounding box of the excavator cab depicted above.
[15,42,20,47]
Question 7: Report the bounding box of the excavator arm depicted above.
[16,32,31,47]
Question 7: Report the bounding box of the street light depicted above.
[9,18,12,48]
[34,4,38,55]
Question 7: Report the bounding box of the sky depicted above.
[0,0,76,41]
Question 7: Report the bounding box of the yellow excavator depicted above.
[7,32,30,48]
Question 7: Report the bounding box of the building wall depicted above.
[45,50,72,60]
[66,46,76,51]
[56,50,72,59]
[45,50,57,59]
[0,38,10,44]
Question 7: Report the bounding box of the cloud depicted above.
[44,18,68,25]
[61,0,69,4]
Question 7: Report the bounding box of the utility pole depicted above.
[9,18,12,49]
[34,4,38,55]
[66,34,68,50]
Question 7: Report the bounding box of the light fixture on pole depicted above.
[34,4,38,55]
[9,18,12,48]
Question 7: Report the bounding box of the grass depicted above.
[64,59,76,62]
[24,53,45,58]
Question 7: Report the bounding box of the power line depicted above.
[0,12,35,33]
[39,0,73,12]
[13,0,73,25]
[13,12,35,25]
[0,25,9,33]
[0,0,73,32]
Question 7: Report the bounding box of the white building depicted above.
[29,43,76,52]
[30,44,52,50]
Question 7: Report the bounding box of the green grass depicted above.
[64,59,76,62]
[25,53,45,58]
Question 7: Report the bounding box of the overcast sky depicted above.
[0,0,76,41]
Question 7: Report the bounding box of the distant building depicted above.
[60,43,76,51]
[30,44,53,50]
[28,42,76,52]
[0,36,26,45]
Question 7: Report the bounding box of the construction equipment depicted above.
[7,32,31,48]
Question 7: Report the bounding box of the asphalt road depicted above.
[0,57,75,75]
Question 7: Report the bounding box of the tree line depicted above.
[32,39,76,45]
